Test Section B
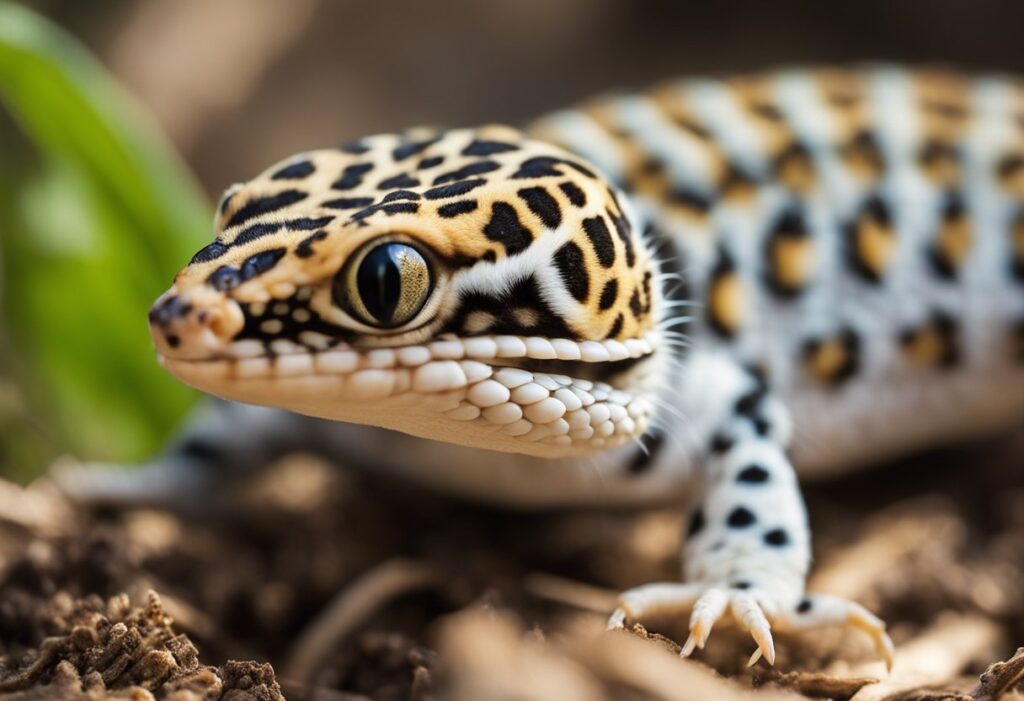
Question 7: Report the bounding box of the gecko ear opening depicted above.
[335,239,434,329]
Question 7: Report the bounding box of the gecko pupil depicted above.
[341,240,432,328]
[357,244,404,324]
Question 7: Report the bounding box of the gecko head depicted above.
[151,126,668,458]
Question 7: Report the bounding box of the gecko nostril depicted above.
[148,295,194,326]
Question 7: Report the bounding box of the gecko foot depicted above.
[607,583,893,670]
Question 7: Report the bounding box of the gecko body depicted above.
[144,67,1024,667]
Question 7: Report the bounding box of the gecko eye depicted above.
[337,240,433,329]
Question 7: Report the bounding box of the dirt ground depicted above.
[0,431,1023,701]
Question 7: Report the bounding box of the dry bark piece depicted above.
[0,591,284,701]
[751,666,878,701]
[970,647,1024,701]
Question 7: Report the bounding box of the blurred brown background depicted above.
[29,0,1024,196]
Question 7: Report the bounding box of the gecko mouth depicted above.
[158,333,659,457]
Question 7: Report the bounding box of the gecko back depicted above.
[532,66,1024,475]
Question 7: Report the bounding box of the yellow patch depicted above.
[708,272,745,335]
[770,236,815,293]
[934,215,972,269]
[853,212,895,279]
[805,339,848,383]
[901,327,945,367]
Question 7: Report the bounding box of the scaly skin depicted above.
[144,67,1024,670]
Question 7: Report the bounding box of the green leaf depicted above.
[0,2,212,473]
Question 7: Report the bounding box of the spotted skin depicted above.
[139,67,1024,670]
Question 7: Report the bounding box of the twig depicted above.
[523,572,620,613]
[282,559,443,684]
[850,614,1001,701]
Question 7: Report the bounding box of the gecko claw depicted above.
[846,601,894,671]
[606,607,627,630]
[749,624,776,666]
[680,632,699,658]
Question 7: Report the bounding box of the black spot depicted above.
[563,160,597,179]
[918,139,959,170]
[148,295,191,324]
[226,190,307,228]
[628,430,666,474]
[628,289,642,317]
[598,280,618,310]
[841,130,885,174]
[997,153,1024,180]
[441,275,575,340]
[774,140,813,180]
[554,242,588,301]
[208,265,242,291]
[727,506,756,528]
[417,155,445,170]
[433,160,501,185]
[512,156,562,179]
[382,190,421,203]
[482,250,497,263]
[731,580,752,590]
[737,464,770,483]
[607,207,636,267]
[165,334,180,348]
[322,197,375,210]
[240,248,286,281]
[669,188,712,213]
[284,216,335,231]
[558,181,586,207]
[350,202,419,222]
[686,508,705,537]
[295,230,327,258]
[338,140,370,154]
[710,432,734,454]
[234,222,282,246]
[271,160,315,180]
[190,241,228,265]
[392,137,440,161]
[764,528,790,546]
[378,173,420,190]
[583,216,615,268]
[483,202,532,255]
[517,186,562,229]
[751,102,784,121]
[462,139,519,156]
[923,98,967,119]
[606,313,624,339]
[438,200,479,218]
[423,178,487,200]
[672,116,712,140]
[735,386,767,420]
[331,163,374,190]
[217,190,236,215]
[180,439,224,461]
[641,157,665,175]
[796,599,813,614]
[720,163,759,195]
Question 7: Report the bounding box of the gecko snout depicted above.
[149,288,245,360]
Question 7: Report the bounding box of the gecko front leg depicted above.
[608,355,893,669]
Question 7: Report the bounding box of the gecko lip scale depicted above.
[157,331,659,457]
